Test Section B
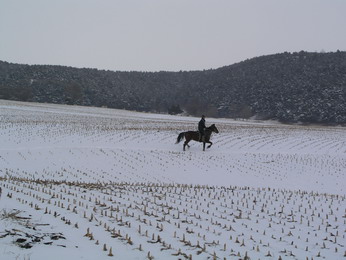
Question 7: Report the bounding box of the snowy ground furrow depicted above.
[0,100,345,259]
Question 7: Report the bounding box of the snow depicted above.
[0,99,345,259]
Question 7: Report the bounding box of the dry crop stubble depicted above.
[0,100,345,259]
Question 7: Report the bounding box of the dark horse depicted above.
[176,124,219,151]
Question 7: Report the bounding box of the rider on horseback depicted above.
[198,115,206,142]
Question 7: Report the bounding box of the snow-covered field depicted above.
[0,99,345,260]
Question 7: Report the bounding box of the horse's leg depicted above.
[207,141,213,149]
[203,141,206,151]
[183,136,191,151]
[184,140,191,151]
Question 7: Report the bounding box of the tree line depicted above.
[1,51,345,124]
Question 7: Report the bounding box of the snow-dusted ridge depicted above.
[0,100,345,259]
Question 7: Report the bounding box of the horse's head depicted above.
[210,124,219,133]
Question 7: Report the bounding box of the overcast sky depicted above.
[1,0,345,72]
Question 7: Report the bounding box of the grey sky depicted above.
[1,0,345,72]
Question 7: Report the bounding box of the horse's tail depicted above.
[176,132,185,144]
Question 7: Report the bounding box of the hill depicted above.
[1,51,346,124]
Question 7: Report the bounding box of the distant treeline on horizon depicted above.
[1,51,346,125]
